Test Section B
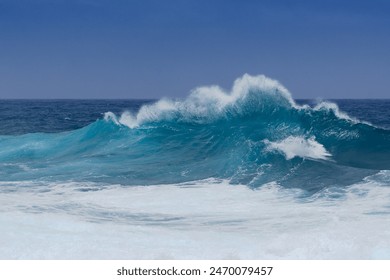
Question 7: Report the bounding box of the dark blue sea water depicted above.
[1,74,389,259]
[0,99,154,135]
[1,99,389,135]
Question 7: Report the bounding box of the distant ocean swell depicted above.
[0,74,389,195]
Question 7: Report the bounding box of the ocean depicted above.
[0,74,389,259]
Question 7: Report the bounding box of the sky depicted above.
[0,0,389,99]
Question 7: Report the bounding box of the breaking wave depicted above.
[0,74,389,194]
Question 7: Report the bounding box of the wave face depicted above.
[0,74,389,194]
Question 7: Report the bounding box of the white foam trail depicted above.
[264,136,331,160]
[1,173,390,259]
[314,101,356,121]
[311,101,374,128]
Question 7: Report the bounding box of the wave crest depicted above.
[106,74,296,128]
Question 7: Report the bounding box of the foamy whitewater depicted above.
[1,74,390,259]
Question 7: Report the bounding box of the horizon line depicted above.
[1,98,390,101]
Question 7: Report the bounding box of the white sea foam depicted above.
[1,173,390,259]
[264,136,331,160]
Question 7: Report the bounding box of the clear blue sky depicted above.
[0,0,389,99]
